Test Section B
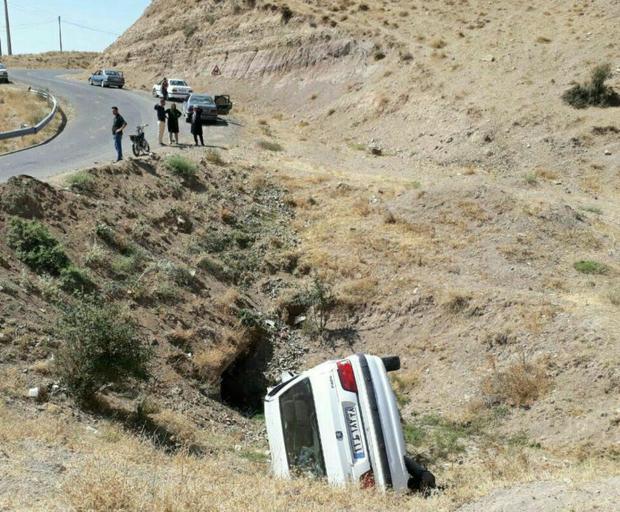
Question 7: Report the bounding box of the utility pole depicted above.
[58,16,63,52]
[3,0,12,56]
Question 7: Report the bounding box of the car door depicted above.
[93,70,102,84]
[214,95,233,115]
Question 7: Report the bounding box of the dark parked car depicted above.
[0,63,8,83]
[183,93,233,124]
[89,69,125,89]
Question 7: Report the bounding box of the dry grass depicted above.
[481,356,551,407]
[3,51,96,69]
[214,287,241,315]
[192,327,248,382]
[1,404,617,512]
[0,85,62,154]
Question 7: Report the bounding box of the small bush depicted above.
[293,276,334,334]
[95,223,132,254]
[205,149,225,166]
[59,265,95,294]
[55,300,151,401]
[403,414,480,461]
[183,23,198,38]
[562,64,620,109]
[197,255,230,281]
[280,6,293,24]
[165,155,198,181]
[257,140,283,152]
[67,171,96,194]
[482,358,550,407]
[7,218,69,275]
[574,259,608,275]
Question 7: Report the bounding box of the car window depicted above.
[106,70,120,76]
[279,378,326,478]
[192,95,214,105]
[170,80,187,86]
[0,64,5,70]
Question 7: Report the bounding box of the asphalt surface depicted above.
[0,69,237,182]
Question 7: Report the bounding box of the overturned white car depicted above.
[264,354,435,492]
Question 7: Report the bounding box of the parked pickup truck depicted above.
[264,354,435,492]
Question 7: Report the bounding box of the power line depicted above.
[61,19,119,37]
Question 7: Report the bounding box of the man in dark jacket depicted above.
[154,99,167,145]
[111,106,127,162]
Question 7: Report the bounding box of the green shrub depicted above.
[183,23,198,38]
[197,255,230,281]
[55,300,151,401]
[59,265,95,294]
[403,414,481,461]
[67,171,96,194]
[562,64,620,109]
[7,218,69,275]
[165,155,198,181]
[574,259,609,275]
[292,276,334,334]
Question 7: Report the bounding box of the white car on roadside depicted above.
[264,353,435,492]
[152,78,193,100]
[0,63,8,83]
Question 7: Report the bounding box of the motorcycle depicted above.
[130,124,150,157]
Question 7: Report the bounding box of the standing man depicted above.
[161,77,169,101]
[111,106,127,162]
[154,98,167,145]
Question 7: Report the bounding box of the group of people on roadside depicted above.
[154,97,205,147]
[110,99,206,162]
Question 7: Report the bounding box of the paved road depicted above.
[0,69,237,182]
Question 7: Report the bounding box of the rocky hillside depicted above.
[1,1,619,510]
[105,0,619,181]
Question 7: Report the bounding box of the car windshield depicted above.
[279,378,326,478]
[191,95,214,106]
[106,70,122,76]
[170,80,187,86]
[0,64,5,70]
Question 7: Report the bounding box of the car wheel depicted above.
[381,356,400,372]
[118,85,123,89]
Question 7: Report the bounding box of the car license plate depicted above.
[345,406,365,459]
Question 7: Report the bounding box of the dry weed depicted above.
[481,356,551,407]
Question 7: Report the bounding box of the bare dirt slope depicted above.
[103,0,620,449]
[1,0,619,510]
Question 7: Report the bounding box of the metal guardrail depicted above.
[0,87,58,141]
